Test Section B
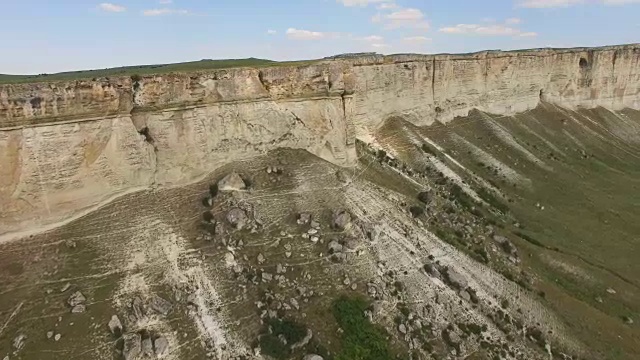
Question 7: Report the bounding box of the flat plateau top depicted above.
[1,43,638,85]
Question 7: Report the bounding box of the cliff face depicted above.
[1,44,639,235]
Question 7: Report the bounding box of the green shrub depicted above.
[477,188,509,213]
[267,318,307,344]
[332,296,392,360]
[514,231,544,247]
[421,143,436,156]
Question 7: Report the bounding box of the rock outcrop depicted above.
[1,44,639,236]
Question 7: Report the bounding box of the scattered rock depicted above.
[606,288,616,294]
[13,334,26,350]
[108,315,123,335]
[444,329,461,345]
[262,272,273,282]
[60,283,71,293]
[154,336,169,358]
[332,210,351,230]
[328,240,343,254]
[297,213,312,225]
[623,316,634,325]
[459,290,471,302]
[71,304,86,313]
[226,208,249,229]
[398,323,407,334]
[276,264,286,274]
[54,334,61,342]
[257,253,265,264]
[292,329,313,349]
[67,291,86,307]
[361,223,378,242]
[444,268,468,290]
[149,295,173,316]
[47,331,54,339]
[123,333,142,360]
[218,172,246,192]
[141,337,153,357]
[131,297,145,320]
[303,355,324,360]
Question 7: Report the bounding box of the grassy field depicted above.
[0,57,318,84]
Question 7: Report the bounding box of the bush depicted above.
[514,231,544,247]
[130,74,142,82]
[409,205,424,218]
[332,296,392,360]
[259,334,289,359]
[421,143,436,156]
[477,188,509,213]
[417,191,432,204]
[449,184,476,211]
[267,318,307,344]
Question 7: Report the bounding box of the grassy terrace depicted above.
[0,57,318,84]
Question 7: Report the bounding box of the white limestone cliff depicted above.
[1,44,639,236]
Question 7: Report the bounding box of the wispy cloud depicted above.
[159,0,173,4]
[361,35,384,42]
[286,28,339,40]
[98,3,126,12]
[403,36,432,43]
[267,29,277,35]
[505,17,522,24]
[439,21,537,37]
[142,8,189,16]
[377,2,398,9]
[516,0,640,8]
[372,8,430,30]
[337,0,393,6]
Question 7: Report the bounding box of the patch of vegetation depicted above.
[421,143,436,156]
[258,318,308,360]
[477,187,509,213]
[417,191,432,204]
[332,296,393,360]
[449,184,476,212]
[409,205,425,218]
[513,231,544,247]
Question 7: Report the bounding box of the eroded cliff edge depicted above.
[1,44,639,235]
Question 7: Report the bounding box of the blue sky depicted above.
[2,0,639,74]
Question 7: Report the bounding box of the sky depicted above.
[1,0,639,74]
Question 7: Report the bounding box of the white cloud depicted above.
[518,0,640,7]
[516,0,584,7]
[338,0,393,6]
[267,29,277,35]
[159,0,173,4]
[361,35,384,42]
[506,17,522,24]
[601,0,640,4]
[286,28,335,40]
[439,23,537,37]
[98,3,126,12]
[377,2,398,9]
[373,8,430,29]
[371,43,389,48]
[142,8,189,16]
[403,36,432,42]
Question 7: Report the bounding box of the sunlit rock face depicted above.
[1,44,639,235]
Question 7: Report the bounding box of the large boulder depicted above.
[67,291,86,307]
[123,333,142,360]
[154,336,170,358]
[226,208,249,229]
[303,355,324,360]
[444,268,468,290]
[108,315,122,336]
[332,210,351,230]
[149,295,172,316]
[217,173,246,192]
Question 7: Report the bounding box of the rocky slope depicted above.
[1,44,639,236]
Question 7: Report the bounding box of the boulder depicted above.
[149,295,172,316]
[13,334,26,351]
[141,337,153,357]
[154,336,169,358]
[67,291,86,307]
[303,355,324,360]
[123,333,142,360]
[108,315,123,335]
[332,210,351,230]
[131,296,145,320]
[444,268,468,290]
[217,173,246,191]
[226,208,248,229]
[297,213,312,225]
[71,304,86,313]
[328,240,343,254]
